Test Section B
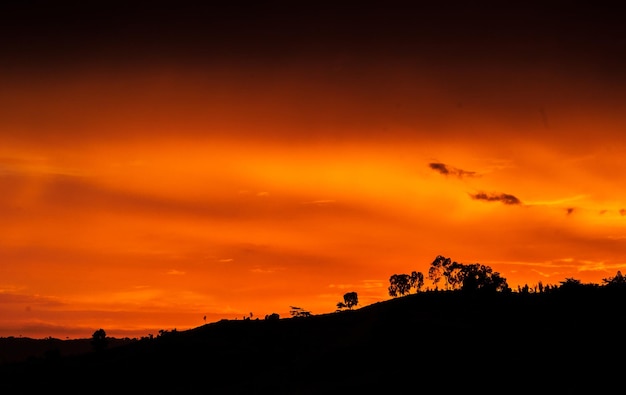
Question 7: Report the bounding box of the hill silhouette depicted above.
[1,286,625,394]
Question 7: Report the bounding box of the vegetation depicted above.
[388,271,424,296]
[264,313,280,320]
[289,306,312,317]
[2,254,625,393]
[336,291,359,310]
[388,255,509,297]
[90,328,107,352]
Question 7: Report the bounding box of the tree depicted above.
[427,255,510,293]
[91,328,108,352]
[337,291,359,310]
[428,255,455,290]
[602,271,626,288]
[344,291,358,308]
[289,306,311,318]
[559,277,582,290]
[264,313,280,320]
[388,274,411,297]
[410,271,425,292]
[558,277,597,292]
[457,263,510,293]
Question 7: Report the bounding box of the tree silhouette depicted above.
[91,328,108,352]
[559,277,582,290]
[410,271,424,292]
[427,255,509,293]
[264,313,280,320]
[289,306,311,318]
[388,271,426,297]
[558,277,598,292]
[388,274,412,297]
[337,291,359,310]
[602,271,626,287]
[428,255,454,289]
[457,263,510,293]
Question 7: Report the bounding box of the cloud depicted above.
[428,162,477,178]
[250,267,276,274]
[0,292,65,307]
[566,207,575,215]
[522,194,587,207]
[620,209,626,216]
[328,283,354,290]
[301,199,336,205]
[470,192,521,205]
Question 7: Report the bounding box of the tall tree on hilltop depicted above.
[337,291,359,310]
[388,271,425,297]
[388,274,412,297]
[457,263,510,293]
[410,271,425,292]
[428,255,510,292]
[428,255,458,290]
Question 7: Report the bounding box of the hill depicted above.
[0,336,137,365]
[1,288,625,394]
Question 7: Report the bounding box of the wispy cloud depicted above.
[428,162,477,178]
[522,194,587,207]
[301,199,336,205]
[0,292,65,307]
[250,267,276,274]
[469,192,521,205]
[361,279,385,289]
[328,283,354,290]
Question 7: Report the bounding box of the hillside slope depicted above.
[1,290,624,394]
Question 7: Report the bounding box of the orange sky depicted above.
[1,1,625,339]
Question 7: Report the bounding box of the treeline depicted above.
[387,254,626,297]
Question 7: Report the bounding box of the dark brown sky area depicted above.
[1,0,624,75]
[2,0,624,148]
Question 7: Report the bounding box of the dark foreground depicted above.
[1,290,625,394]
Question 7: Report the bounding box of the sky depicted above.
[1,1,626,339]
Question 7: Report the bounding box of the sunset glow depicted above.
[1,1,625,339]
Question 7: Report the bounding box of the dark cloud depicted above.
[566,207,575,215]
[429,162,477,178]
[470,192,521,205]
[620,209,626,216]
